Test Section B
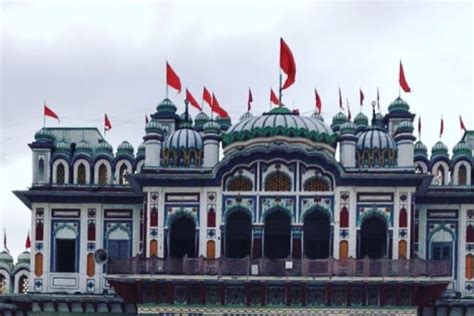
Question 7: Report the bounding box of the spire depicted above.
[371,101,377,126]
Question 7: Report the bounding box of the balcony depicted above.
[107,256,451,278]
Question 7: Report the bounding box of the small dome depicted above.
[354,112,368,127]
[357,128,396,151]
[164,128,203,150]
[34,128,55,143]
[74,140,92,156]
[0,250,14,271]
[194,112,210,130]
[204,120,221,134]
[145,119,163,134]
[453,141,472,159]
[55,140,71,154]
[414,141,428,157]
[96,140,113,156]
[395,121,414,134]
[431,141,449,158]
[388,97,410,113]
[156,98,177,114]
[17,250,30,264]
[331,112,348,128]
[179,112,193,128]
[137,142,145,157]
[340,122,356,135]
[216,115,232,131]
[117,141,134,157]
[311,112,325,122]
[239,111,254,122]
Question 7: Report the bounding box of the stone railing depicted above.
[107,256,451,277]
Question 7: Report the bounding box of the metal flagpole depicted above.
[279,72,283,106]
[43,101,46,128]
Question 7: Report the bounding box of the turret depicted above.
[393,121,416,168]
[339,122,357,168]
[385,97,415,136]
[202,120,221,168]
[29,128,56,185]
[143,119,164,169]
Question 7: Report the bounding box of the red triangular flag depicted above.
[202,87,213,108]
[338,88,344,110]
[166,62,181,93]
[418,116,421,138]
[440,117,444,138]
[399,61,411,93]
[315,89,322,114]
[44,104,59,121]
[185,88,202,111]
[359,88,364,106]
[211,94,229,117]
[460,115,467,132]
[145,114,149,124]
[247,88,253,112]
[25,231,31,249]
[280,38,296,90]
[104,114,112,131]
[270,88,280,105]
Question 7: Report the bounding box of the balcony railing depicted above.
[107,256,451,277]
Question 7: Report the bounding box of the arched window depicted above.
[0,274,6,294]
[150,207,158,226]
[303,177,330,191]
[87,222,96,241]
[466,225,474,243]
[436,165,445,185]
[303,211,330,259]
[38,158,45,182]
[459,165,467,186]
[207,208,216,227]
[264,171,291,192]
[466,255,474,280]
[226,210,251,258]
[359,216,387,259]
[56,163,65,184]
[18,275,28,294]
[227,176,252,191]
[340,207,349,228]
[169,216,196,258]
[98,163,108,185]
[399,208,408,228]
[77,163,86,184]
[35,221,44,241]
[119,164,128,185]
[264,209,291,259]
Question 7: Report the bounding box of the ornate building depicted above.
[1,95,473,315]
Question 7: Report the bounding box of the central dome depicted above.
[223,106,336,154]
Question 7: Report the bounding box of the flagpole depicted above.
[43,101,46,128]
[279,72,283,106]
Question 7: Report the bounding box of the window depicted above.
[38,158,45,182]
[98,163,108,184]
[77,163,86,184]
[466,225,474,243]
[18,275,28,294]
[459,165,467,185]
[207,208,216,227]
[55,239,77,272]
[119,164,128,185]
[56,163,65,184]
[436,166,445,185]
[0,275,6,294]
[264,171,291,191]
[466,255,474,280]
[227,176,252,191]
[399,208,408,228]
[303,177,330,191]
[107,240,130,259]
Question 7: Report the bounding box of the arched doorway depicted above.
[360,216,387,259]
[304,211,330,259]
[264,209,291,259]
[225,210,252,258]
[169,216,196,258]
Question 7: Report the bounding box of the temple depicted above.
[1,95,474,315]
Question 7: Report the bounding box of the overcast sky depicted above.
[1,0,472,260]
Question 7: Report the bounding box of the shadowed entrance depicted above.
[304,211,330,259]
[360,216,387,259]
[225,210,252,258]
[170,216,196,258]
[264,209,291,259]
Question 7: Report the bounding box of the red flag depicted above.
[440,117,444,138]
[166,62,181,93]
[280,38,296,90]
[359,88,364,106]
[315,89,322,114]
[104,114,112,131]
[211,94,229,117]
[185,88,202,111]
[418,116,421,138]
[145,114,149,124]
[399,61,411,93]
[460,115,467,132]
[270,88,280,105]
[247,88,253,112]
[25,231,31,249]
[338,88,344,110]
[202,87,213,108]
[44,104,59,121]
